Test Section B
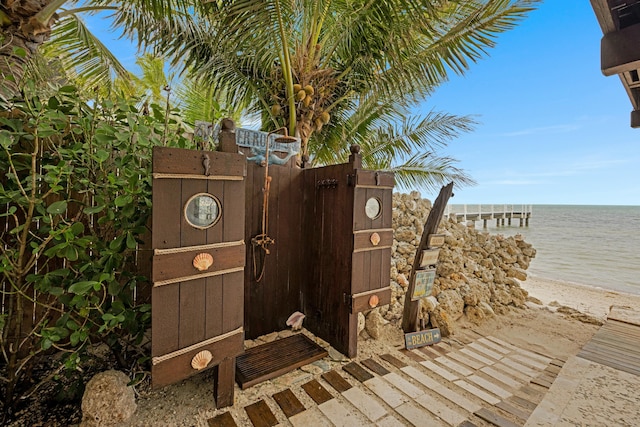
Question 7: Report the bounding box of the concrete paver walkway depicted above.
[208,305,640,427]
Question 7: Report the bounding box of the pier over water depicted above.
[445,204,532,228]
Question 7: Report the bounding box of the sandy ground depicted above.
[519,275,640,320]
[121,277,640,426]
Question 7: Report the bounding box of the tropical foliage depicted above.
[157,0,539,189]
[2,1,539,191]
[0,83,193,419]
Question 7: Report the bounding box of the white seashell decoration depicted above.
[369,294,380,308]
[193,253,214,271]
[370,232,380,246]
[286,311,305,331]
[191,350,213,370]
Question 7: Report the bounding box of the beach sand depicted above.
[120,276,640,426]
[520,275,640,320]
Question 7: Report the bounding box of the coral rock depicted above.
[80,370,136,427]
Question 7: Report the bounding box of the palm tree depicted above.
[0,0,205,100]
[154,0,539,189]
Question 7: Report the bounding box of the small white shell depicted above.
[193,253,214,271]
[191,350,212,370]
[286,311,305,330]
[370,232,380,246]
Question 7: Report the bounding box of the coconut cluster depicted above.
[366,192,537,338]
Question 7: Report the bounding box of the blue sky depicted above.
[417,1,639,205]
[88,2,639,205]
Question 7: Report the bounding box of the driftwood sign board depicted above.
[404,328,442,350]
[401,182,454,333]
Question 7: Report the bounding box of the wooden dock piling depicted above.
[445,205,532,229]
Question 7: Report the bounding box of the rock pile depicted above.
[364,191,537,338]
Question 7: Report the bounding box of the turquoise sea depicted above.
[448,205,640,296]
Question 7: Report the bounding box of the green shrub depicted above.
[0,83,194,419]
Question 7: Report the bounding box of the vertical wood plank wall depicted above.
[301,162,357,356]
[243,156,304,339]
[242,149,394,358]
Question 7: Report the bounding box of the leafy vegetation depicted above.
[161,0,540,189]
[0,83,193,420]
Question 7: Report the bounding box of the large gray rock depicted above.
[80,370,136,427]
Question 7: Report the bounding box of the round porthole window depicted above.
[365,197,382,220]
[184,193,221,229]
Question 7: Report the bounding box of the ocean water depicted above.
[447,205,640,296]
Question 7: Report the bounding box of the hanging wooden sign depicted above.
[427,233,445,248]
[419,249,440,267]
[411,268,436,301]
[404,328,442,349]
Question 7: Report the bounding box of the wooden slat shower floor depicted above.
[577,306,640,376]
[236,333,328,389]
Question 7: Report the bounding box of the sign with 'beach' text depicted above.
[404,328,442,349]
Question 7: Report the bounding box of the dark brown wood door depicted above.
[350,170,394,314]
[151,147,246,389]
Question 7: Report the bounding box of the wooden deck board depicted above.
[362,358,391,376]
[236,334,328,389]
[272,389,305,418]
[321,370,353,393]
[302,379,334,405]
[400,349,425,362]
[380,353,407,369]
[343,362,375,382]
[244,400,278,427]
[578,314,640,377]
[207,411,238,427]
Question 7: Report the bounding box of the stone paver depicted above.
[382,372,424,399]
[435,356,474,377]
[364,376,409,408]
[467,374,512,399]
[501,357,540,377]
[454,379,501,405]
[401,366,482,413]
[342,386,388,422]
[480,366,524,389]
[289,406,332,427]
[395,402,447,427]
[516,348,553,365]
[447,351,485,370]
[468,342,503,361]
[486,336,520,352]
[419,360,459,381]
[493,361,534,382]
[376,415,406,427]
[510,353,549,370]
[460,348,495,366]
[477,337,511,355]
[415,393,468,426]
[318,398,370,427]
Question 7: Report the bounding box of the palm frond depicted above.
[372,152,477,193]
[43,13,134,94]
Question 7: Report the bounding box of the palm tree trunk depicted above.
[0,0,60,100]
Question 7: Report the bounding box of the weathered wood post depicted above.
[401,182,454,333]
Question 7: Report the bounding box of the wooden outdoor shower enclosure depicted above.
[151,121,394,405]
